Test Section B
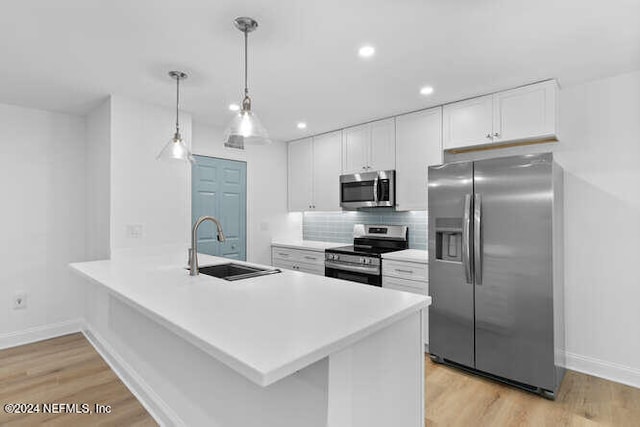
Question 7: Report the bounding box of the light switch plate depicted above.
[126,224,143,239]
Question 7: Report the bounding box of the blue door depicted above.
[192,155,247,260]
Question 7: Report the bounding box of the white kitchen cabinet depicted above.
[369,118,396,171]
[342,118,395,173]
[288,132,342,212]
[443,94,493,150]
[382,264,429,348]
[271,246,325,276]
[288,138,313,211]
[395,107,442,211]
[493,80,558,143]
[443,80,558,151]
[342,124,369,174]
[312,131,342,211]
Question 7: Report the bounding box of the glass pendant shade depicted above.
[157,132,195,163]
[157,70,194,163]
[224,17,270,150]
[224,109,271,149]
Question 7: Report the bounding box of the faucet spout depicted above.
[189,216,226,276]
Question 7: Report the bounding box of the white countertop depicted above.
[70,251,429,387]
[382,249,429,264]
[271,239,345,252]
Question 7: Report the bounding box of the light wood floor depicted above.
[0,333,156,426]
[425,356,640,427]
[2,334,639,426]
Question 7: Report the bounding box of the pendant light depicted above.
[224,17,270,150]
[157,71,195,163]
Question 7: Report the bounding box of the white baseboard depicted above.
[81,324,185,427]
[0,319,83,350]
[565,351,640,389]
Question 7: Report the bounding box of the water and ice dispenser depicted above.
[434,218,463,263]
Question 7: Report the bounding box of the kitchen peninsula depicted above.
[71,249,430,427]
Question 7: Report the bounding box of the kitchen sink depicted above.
[196,263,281,281]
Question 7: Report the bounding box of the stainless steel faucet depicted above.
[189,216,226,276]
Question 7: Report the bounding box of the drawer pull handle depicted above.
[395,268,413,274]
[304,256,317,260]
[278,253,290,257]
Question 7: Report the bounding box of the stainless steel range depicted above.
[325,224,408,286]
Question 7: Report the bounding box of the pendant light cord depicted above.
[175,76,181,133]
[244,29,249,97]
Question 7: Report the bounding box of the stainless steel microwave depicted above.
[340,170,395,209]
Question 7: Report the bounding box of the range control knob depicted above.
[334,254,340,261]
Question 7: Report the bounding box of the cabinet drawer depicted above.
[272,258,325,276]
[271,247,324,266]
[382,275,428,294]
[382,260,428,281]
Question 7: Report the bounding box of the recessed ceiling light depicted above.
[228,103,240,112]
[297,122,307,130]
[420,86,434,96]
[358,45,375,58]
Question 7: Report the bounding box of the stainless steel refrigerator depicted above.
[428,152,565,398]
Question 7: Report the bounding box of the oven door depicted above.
[325,263,382,286]
[340,170,395,208]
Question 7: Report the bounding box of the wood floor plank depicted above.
[425,355,640,426]
[3,334,639,426]
[0,333,157,426]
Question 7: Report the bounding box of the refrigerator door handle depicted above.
[462,194,472,284]
[474,193,483,285]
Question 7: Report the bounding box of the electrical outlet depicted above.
[13,291,27,309]
[126,224,143,239]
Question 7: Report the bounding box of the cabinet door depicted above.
[493,80,558,143]
[382,275,429,346]
[442,94,493,150]
[395,107,442,211]
[288,138,313,211]
[313,131,342,211]
[342,124,369,174]
[369,118,396,171]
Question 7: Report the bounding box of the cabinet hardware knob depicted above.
[362,166,366,170]
[494,132,500,138]
[486,133,492,139]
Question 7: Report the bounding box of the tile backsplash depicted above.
[303,209,427,250]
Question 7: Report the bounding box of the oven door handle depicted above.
[325,261,379,275]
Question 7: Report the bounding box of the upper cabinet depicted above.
[395,107,443,211]
[312,131,342,211]
[288,131,342,212]
[288,138,314,211]
[342,118,395,174]
[443,80,558,151]
[442,95,493,150]
[492,80,558,143]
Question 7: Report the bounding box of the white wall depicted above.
[191,122,300,265]
[557,70,640,385]
[446,69,640,387]
[86,97,111,260]
[0,103,86,338]
[109,95,193,253]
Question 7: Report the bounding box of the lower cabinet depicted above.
[382,261,429,349]
[271,246,325,276]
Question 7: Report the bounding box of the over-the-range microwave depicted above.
[340,170,395,209]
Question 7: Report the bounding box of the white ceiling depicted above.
[0,0,639,141]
